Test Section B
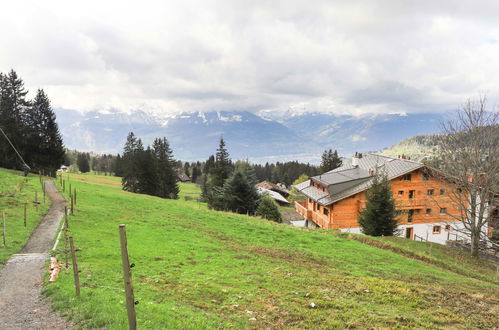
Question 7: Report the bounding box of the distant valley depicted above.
[55,109,445,163]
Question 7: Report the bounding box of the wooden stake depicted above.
[65,206,69,229]
[24,202,27,227]
[64,218,69,269]
[2,212,6,246]
[63,180,65,193]
[71,194,74,215]
[43,181,46,204]
[74,188,77,205]
[119,224,137,330]
[69,236,80,296]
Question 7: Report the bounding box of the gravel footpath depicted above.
[0,180,73,329]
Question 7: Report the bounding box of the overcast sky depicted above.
[1,0,498,116]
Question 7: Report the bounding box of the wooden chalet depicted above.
[293,153,467,244]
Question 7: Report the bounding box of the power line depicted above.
[0,126,31,170]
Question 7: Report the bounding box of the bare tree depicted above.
[434,95,498,257]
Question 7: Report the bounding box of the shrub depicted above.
[256,195,282,223]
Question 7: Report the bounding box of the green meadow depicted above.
[35,172,499,328]
[0,169,50,268]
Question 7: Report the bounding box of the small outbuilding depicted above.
[177,173,191,182]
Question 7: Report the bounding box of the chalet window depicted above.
[323,208,329,216]
[425,208,431,215]
[408,190,415,199]
[427,189,434,196]
[422,173,430,181]
[402,174,412,181]
[408,209,414,223]
[395,210,402,216]
[440,207,447,214]
[445,224,451,231]
[398,190,404,196]
[432,225,441,234]
[439,188,446,195]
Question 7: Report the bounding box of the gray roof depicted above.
[294,153,424,206]
[256,186,290,204]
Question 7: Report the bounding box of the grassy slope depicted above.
[0,169,50,267]
[45,173,498,329]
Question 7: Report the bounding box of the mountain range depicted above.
[54,108,445,163]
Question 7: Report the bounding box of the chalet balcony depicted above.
[295,201,312,221]
[395,198,431,208]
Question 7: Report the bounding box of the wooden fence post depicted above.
[64,217,69,269]
[74,188,77,205]
[24,202,27,227]
[43,181,46,204]
[69,236,80,296]
[63,180,65,193]
[2,212,6,246]
[119,224,137,330]
[71,194,74,215]
[65,206,69,229]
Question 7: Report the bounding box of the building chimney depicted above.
[352,152,359,167]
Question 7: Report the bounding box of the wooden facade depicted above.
[295,167,461,231]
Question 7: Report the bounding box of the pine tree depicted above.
[76,153,90,173]
[122,132,143,193]
[0,70,30,170]
[113,154,124,177]
[320,149,342,173]
[153,137,179,199]
[211,137,232,187]
[191,165,200,183]
[25,89,64,176]
[358,171,398,236]
[218,170,260,214]
[256,195,282,223]
[137,147,159,195]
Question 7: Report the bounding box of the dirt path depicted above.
[0,180,73,329]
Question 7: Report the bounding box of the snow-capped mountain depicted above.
[55,108,445,162]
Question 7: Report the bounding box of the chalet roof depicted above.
[294,153,424,206]
[257,181,290,195]
[177,173,191,181]
[256,186,290,204]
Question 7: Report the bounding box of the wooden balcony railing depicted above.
[294,201,312,220]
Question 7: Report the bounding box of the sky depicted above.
[1,0,498,116]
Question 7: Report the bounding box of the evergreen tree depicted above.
[218,170,260,214]
[358,171,398,236]
[122,132,143,193]
[24,89,64,176]
[77,152,90,173]
[137,147,159,195]
[113,154,124,177]
[0,70,30,170]
[153,137,179,199]
[320,149,342,173]
[183,162,190,177]
[191,165,200,183]
[255,195,282,223]
[211,137,232,187]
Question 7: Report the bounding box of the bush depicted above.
[256,195,282,223]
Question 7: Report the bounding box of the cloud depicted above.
[1,0,498,116]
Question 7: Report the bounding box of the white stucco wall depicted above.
[340,221,469,245]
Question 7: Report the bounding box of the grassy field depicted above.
[0,169,50,268]
[44,173,498,329]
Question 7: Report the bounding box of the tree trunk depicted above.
[470,230,480,258]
